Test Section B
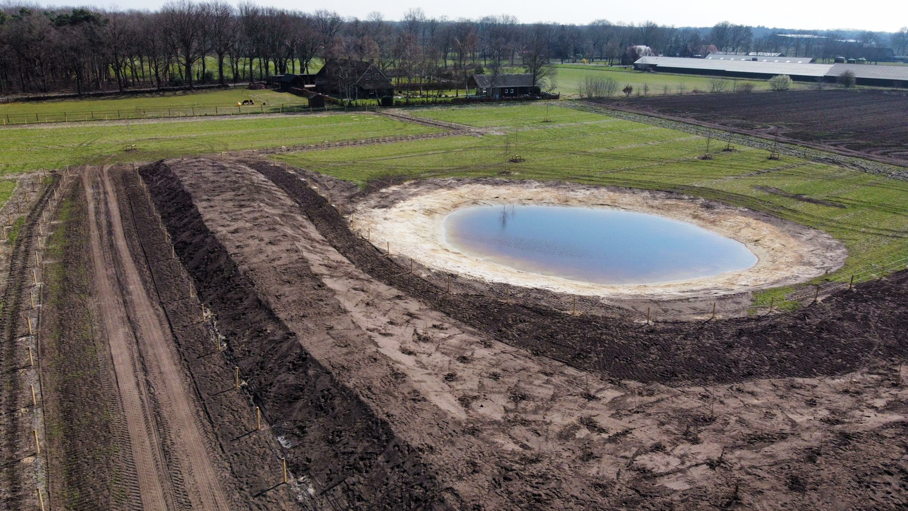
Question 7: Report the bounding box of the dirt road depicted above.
[84,167,229,510]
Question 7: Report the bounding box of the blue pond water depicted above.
[443,205,757,285]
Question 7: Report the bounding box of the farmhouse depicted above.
[469,74,540,98]
[633,56,908,88]
[309,59,393,99]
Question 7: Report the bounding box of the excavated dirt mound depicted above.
[252,159,908,386]
[141,161,447,510]
[135,156,908,510]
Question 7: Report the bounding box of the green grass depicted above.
[0,88,309,125]
[0,113,440,174]
[551,64,807,97]
[272,103,908,287]
[0,181,16,208]
[7,215,25,243]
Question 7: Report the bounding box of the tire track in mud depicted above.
[113,167,302,510]
[98,166,230,510]
[0,174,57,510]
[84,171,173,510]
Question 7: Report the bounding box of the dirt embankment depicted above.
[140,161,448,510]
[253,160,908,386]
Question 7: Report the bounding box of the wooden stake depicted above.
[849,275,854,291]
[282,457,288,483]
[27,317,33,336]
[768,297,774,314]
[646,307,651,325]
[37,488,45,511]
[33,269,38,285]
[409,259,413,273]
[35,250,39,266]
[367,228,370,241]
[28,346,34,366]
[572,296,577,316]
[256,406,261,430]
[387,241,390,255]
[235,367,240,390]
[34,429,40,454]
[446,275,451,294]
[814,286,820,303]
[31,385,37,407]
[711,302,717,320]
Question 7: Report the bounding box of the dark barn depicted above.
[469,74,540,98]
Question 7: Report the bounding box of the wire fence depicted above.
[0,103,321,125]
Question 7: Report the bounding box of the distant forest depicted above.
[1,1,906,95]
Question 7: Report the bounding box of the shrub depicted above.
[837,70,856,88]
[709,79,729,93]
[622,85,633,97]
[578,75,619,98]
[739,83,755,93]
[769,75,792,91]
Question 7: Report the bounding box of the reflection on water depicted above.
[444,205,757,285]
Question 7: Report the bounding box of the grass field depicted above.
[0,114,439,174]
[552,65,807,97]
[273,103,908,288]
[0,88,309,124]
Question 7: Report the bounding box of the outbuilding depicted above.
[469,74,540,98]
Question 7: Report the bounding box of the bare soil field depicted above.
[606,90,908,167]
[122,155,907,509]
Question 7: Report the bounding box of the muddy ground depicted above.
[129,156,907,509]
[605,89,908,168]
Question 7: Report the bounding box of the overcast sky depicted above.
[30,0,908,33]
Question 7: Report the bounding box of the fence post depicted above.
[282,457,288,484]
[849,275,854,290]
[235,367,239,390]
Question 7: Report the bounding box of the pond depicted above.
[443,205,757,285]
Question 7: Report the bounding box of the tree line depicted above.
[1,1,904,96]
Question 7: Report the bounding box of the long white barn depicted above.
[633,57,908,88]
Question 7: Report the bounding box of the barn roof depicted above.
[635,56,831,77]
[472,74,536,88]
[635,56,908,83]
[705,54,812,64]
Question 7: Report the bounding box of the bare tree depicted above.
[162,0,204,88]
[523,23,556,93]
[204,1,235,85]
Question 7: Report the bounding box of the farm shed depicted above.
[633,56,908,87]
[469,74,540,98]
